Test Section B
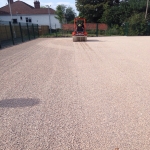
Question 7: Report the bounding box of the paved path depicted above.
[0,37,150,150]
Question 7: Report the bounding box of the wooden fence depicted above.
[38,26,49,35]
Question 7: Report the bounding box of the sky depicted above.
[0,0,78,14]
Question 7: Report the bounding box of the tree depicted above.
[76,0,150,35]
[127,13,147,35]
[55,4,66,26]
[102,2,131,26]
[55,4,76,25]
[76,0,114,22]
[100,0,148,26]
[65,7,76,23]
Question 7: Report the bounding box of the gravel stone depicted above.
[0,37,150,150]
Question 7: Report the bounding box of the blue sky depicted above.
[0,0,78,14]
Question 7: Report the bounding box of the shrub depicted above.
[127,13,147,35]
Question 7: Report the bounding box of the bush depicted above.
[105,24,124,36]
[127,13,147,35]
[99,30,106,35]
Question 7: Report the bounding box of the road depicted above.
[0,37,150,150]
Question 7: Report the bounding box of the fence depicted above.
[39,22,150,37]
[98,23,150,36]
[63,23,108,37]
[39,23,108,37]
[38,26,49,35]
[0,21,39,49]
[62,23,150,36]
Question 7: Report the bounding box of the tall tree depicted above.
[76,0,114,22]
[65,7,76,23]
[55,4,76,25]
[76,0,150,35]
[127,12,147,35]
[102,1,131,25]
[55,4,66,26]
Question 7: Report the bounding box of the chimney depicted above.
[8,0,13,4]
[34,0,40,9]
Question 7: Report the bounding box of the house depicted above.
[0,0,61,29]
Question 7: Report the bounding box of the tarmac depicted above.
[0,37,150,150]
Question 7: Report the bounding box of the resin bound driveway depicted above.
[0,37,150,150]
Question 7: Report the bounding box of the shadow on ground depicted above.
[87,40,100,42]
[0,98,40,108]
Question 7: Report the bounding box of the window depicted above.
[26,17,32,23]
[12,19,17,24]
[20,16,22,20]
[28,18,32,23]
[26,17,28,22]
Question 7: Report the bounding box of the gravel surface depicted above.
[0,37,150,150]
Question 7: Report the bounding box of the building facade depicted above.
[0,0,61,29]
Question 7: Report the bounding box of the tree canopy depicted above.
[55,4,76,25]
[55,4,66,25]
[65,7,76,23]
[76,0,116,22]
[76,0,150,35]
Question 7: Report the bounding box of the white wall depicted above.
[0,14,61,29]
[0,16,11,22]
[26,15,61,29]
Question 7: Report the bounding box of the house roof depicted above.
[0,10,10,15]
[0,1,55,15]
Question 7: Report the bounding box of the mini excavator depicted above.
[72,17,87,42]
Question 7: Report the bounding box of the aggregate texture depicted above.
[0,37,150,150]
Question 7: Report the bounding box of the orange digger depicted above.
[72,17,87,42]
